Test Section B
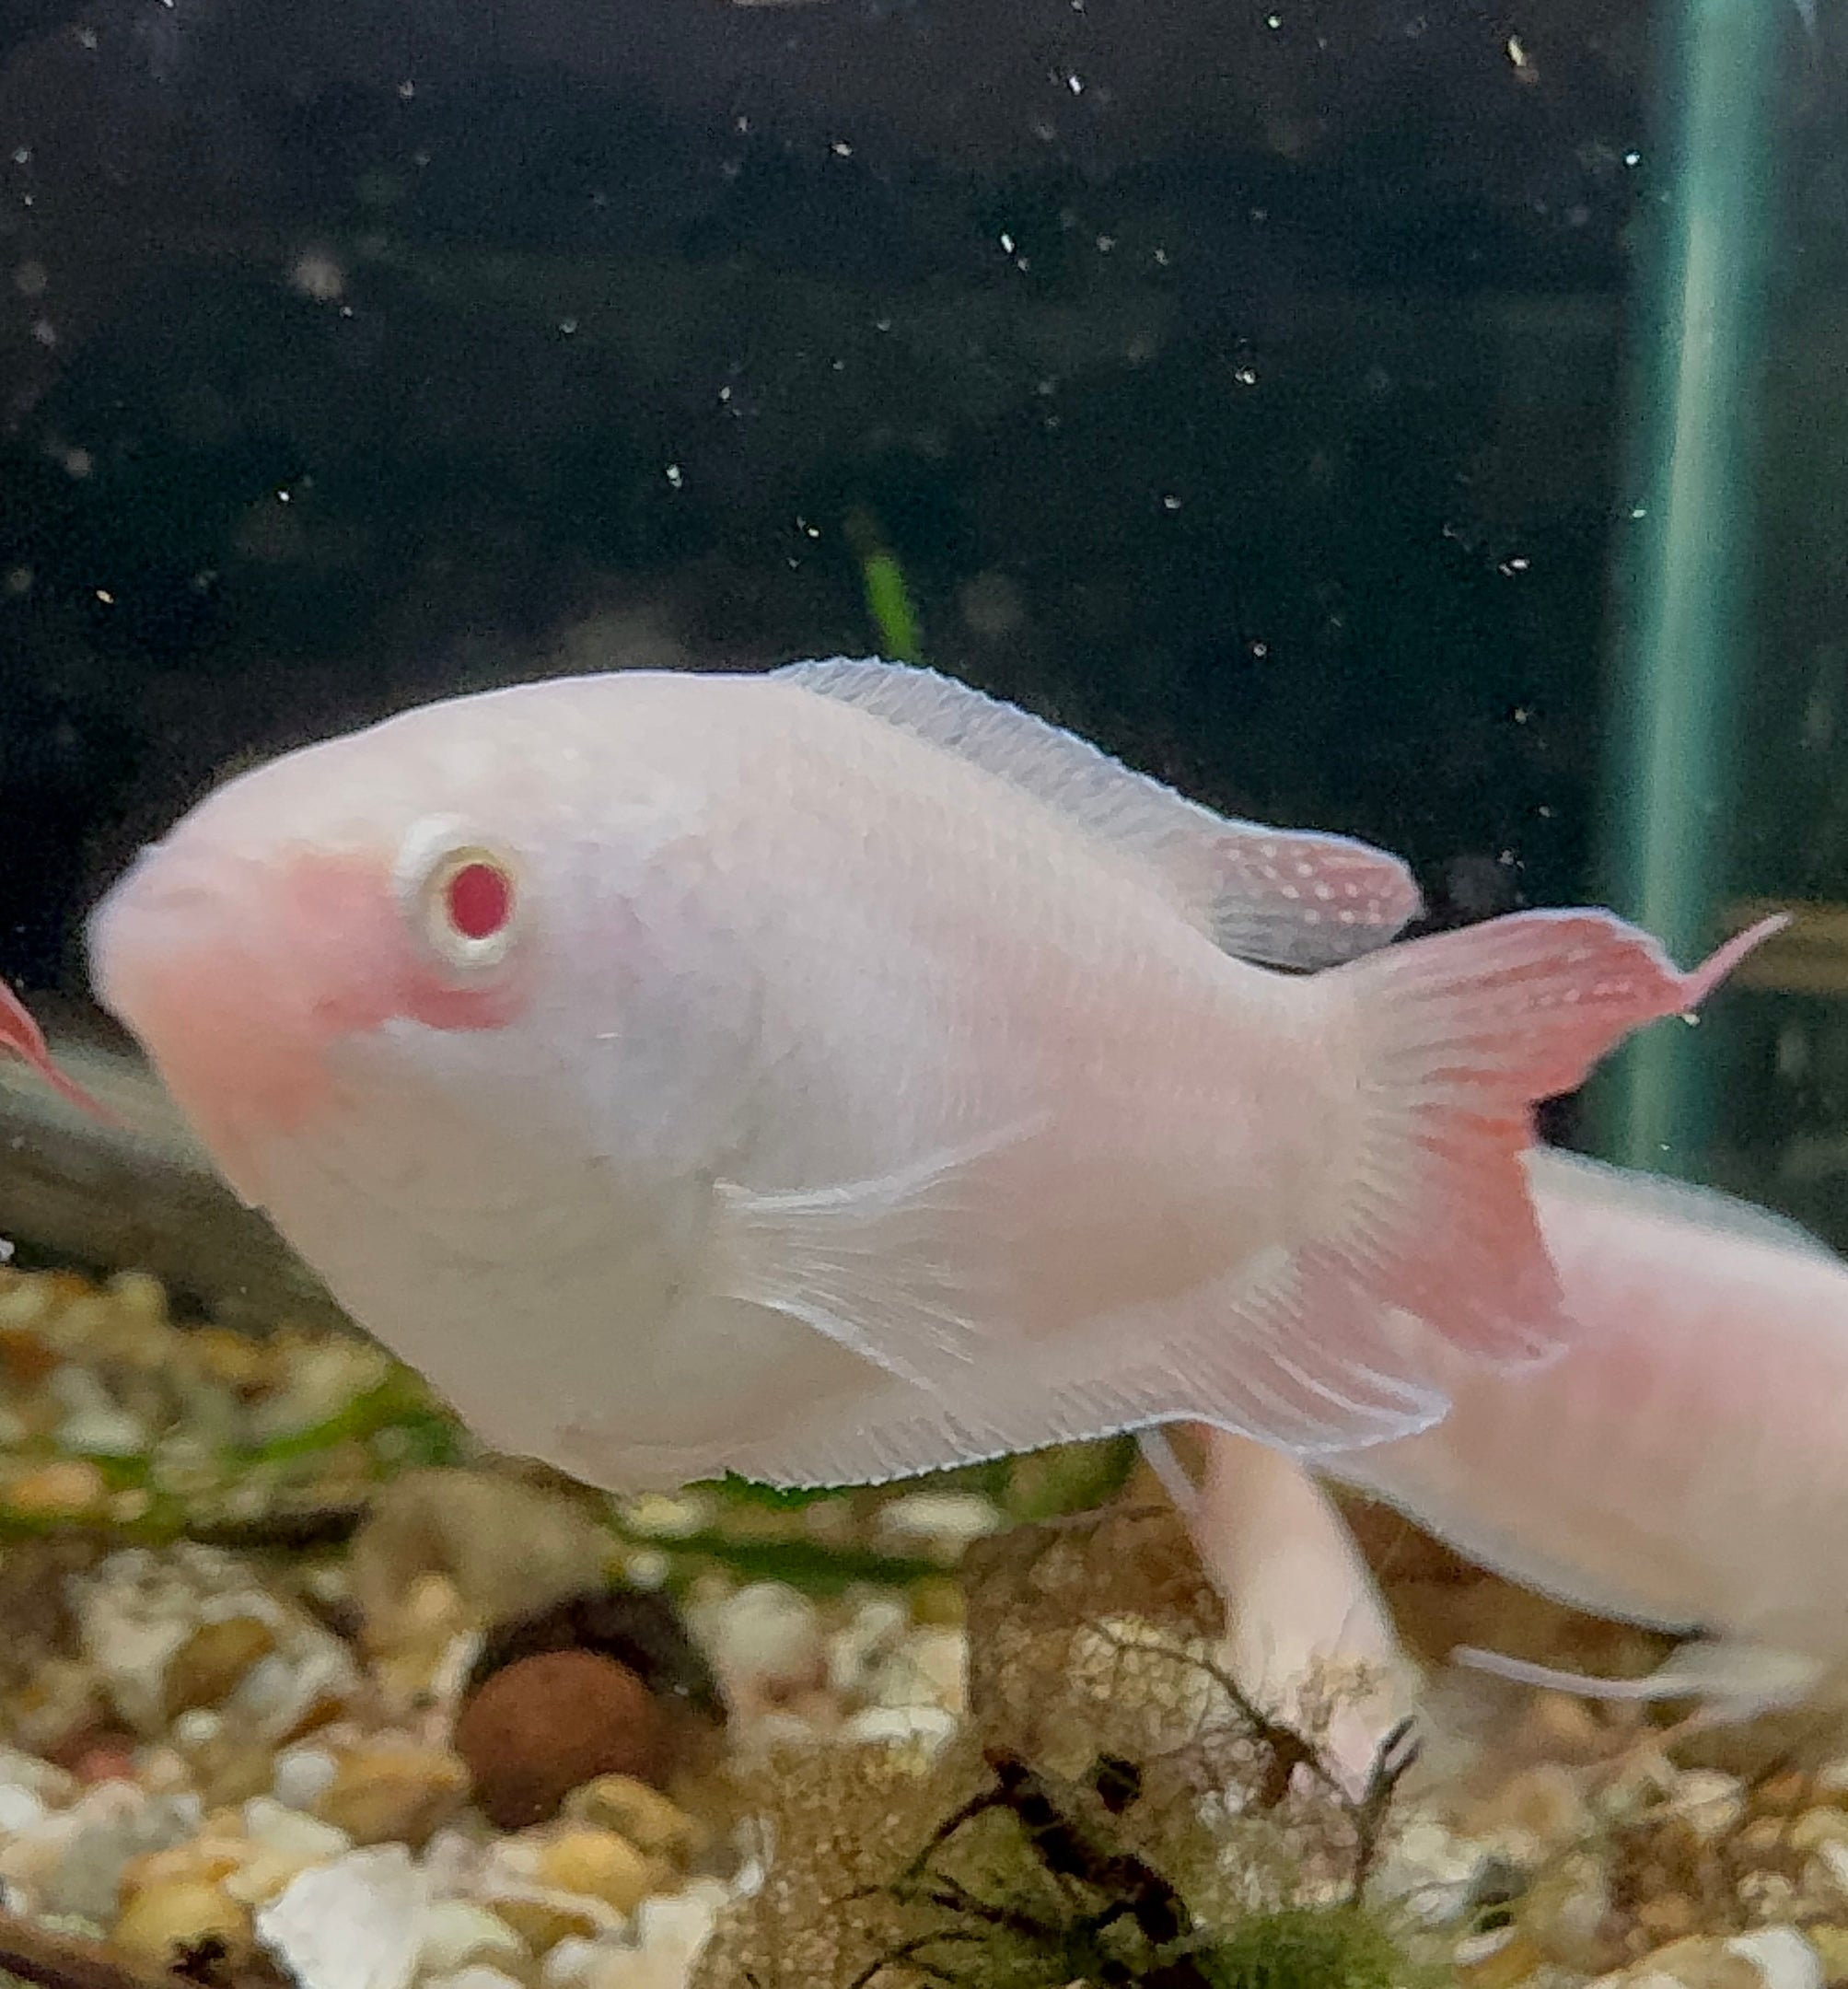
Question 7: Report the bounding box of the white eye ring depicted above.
[393,817,524,972]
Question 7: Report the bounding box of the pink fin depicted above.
[0,977,113,1122]
[1298,909,1786,1389]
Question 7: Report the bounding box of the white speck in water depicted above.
[559,317,578,335]
[665,463,683,489]
[1066,73,1084,94]
[999,232,1015,253]
[397,79,415,99]
[831,139,854,157]
[95,587,114,604]
[1161,494,1181,511]
[76,25,99,50]
[1506,34,1529,68]
[1623,149,1642,167]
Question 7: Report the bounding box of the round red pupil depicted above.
[444,861,512,941]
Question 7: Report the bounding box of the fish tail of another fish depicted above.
[0,977,114,1123]
[1303,910,1785,1382]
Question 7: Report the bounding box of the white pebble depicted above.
[704,1584,822,1695]
[423,1971,525,1989]
[417,1900,529,1978]
[1726,1930,1823,1989]
[838,1704,959,1753]
[273,1745,340,1811]
[540,1937,605,1988]
[258,1844,427,1989]
[57,1405,148,1456]
[243,1796,351,1863]
[871,1491,1002,1554]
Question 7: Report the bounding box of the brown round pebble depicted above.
[453,1648,671,1829]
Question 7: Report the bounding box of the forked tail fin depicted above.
[1329,909,1783,1367]
[1244,911,1786,1452]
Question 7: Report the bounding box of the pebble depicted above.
[534,1828,660,1914]
[310,1739,471,1847]
[870,1490,1003,1558]
[70,1544,358,1739]
[454,1650,674,1829]
[701,1584,824,1703]
[561,1777,705,1864]
[6,1459,106,1517]
[257,1844,427,1989]
[273,1743,341,1811]
[417,1901,531,1977]
[164,1616,278,1716]
[482,1895,609,1953]
[112,1877,252,1967]
[1599,1931,1825,1989]
[425,1971,527,1989]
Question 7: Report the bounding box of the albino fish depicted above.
[1323,1147,1848,1722]
[84,658,1775,1492]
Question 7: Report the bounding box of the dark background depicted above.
[1,0,1844,1218]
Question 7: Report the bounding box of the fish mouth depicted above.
[86,841,336,1197]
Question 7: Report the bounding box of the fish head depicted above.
[85,683,730,1213]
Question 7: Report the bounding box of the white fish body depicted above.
[85,661,1771,1494]
[1327,1149,1848,1716]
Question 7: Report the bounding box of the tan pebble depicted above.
[121,1839,249,1897]
[1633,1894,1701,1944]
[189,1327,270,1390]
[194,1739,286,1810]
[1792,1811,1848,1855]
[485,1898,602,1952]
[561,1776,706,1864]
[164,1617,278,1717]
[454,1650,674,1830]
[0,1326,58,1383]
[1807,1925,1848,1986]
[1459,1929,1546,1989]
[310,1741,470,1847]
[112,1879,251,1967]
[534,1830,658,1914]
[1737,1817,1792,1858]
[7,1459,106,1516]
[222,1848,337,1909]
[1753,1772,1814,1818]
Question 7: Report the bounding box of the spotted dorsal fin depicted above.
[773,657,1422,970]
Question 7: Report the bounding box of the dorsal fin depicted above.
[1527,1146,1840,1266]
[773,657,1423,970]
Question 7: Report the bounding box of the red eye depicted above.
[444,859,514,940]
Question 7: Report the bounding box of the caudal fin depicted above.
[1296,909,1784,1399]
[0,977,112,1122]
